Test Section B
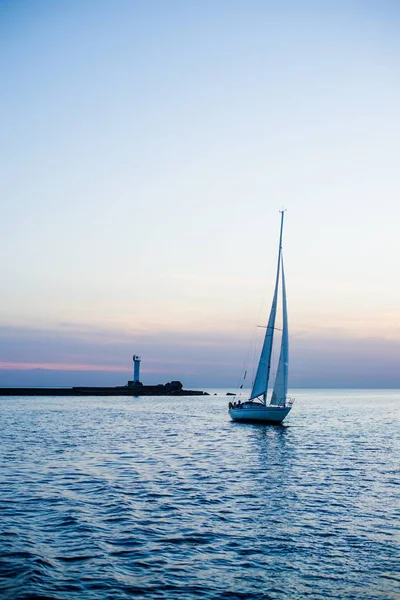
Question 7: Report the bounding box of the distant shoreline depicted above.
[0,385,208,397]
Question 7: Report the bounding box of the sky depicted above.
[1,0,400,388]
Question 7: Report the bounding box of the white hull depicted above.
[229,403,292,424]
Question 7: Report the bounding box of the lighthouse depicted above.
[132,355,141,384]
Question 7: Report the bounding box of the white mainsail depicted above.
[270,256,288,406]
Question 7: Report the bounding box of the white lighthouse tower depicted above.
[132,354,141,384]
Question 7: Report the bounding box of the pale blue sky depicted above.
[1,0,400,387]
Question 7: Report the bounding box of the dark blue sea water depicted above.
[0,390,398,600]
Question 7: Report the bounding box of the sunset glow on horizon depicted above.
[1,1,400,388]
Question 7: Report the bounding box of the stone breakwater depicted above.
[0,382,208,396]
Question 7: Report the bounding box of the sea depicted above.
[0,389,398,600]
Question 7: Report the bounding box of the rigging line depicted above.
[234,324,257,394]
[251,325,261,388]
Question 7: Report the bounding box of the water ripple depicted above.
[0,391,399,599]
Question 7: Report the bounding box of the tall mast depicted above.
[250,210,285,404]
[277,209,285,267]
[263,209,285,402]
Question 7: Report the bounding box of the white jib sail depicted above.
[249,281,279,401]
[270,255,288,406]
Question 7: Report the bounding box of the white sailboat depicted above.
[229,211,294,424]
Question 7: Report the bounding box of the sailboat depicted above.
[229,210,294,424]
